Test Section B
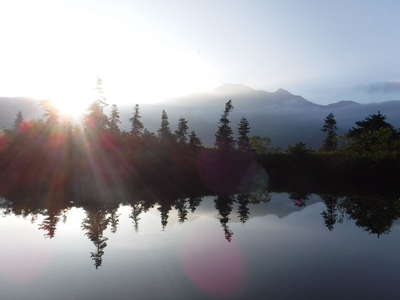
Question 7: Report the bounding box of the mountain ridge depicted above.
[1,84,400,148]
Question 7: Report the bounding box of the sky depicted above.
[1,0,400,106]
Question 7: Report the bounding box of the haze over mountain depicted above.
[2,84,400,148]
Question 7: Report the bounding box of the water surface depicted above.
[0,192,399,300]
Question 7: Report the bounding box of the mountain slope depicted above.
[1,85,400,148]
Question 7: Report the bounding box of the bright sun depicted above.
[50,97,92,119]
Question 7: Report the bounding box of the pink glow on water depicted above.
[0,240,52,284]
[181,230,246,297]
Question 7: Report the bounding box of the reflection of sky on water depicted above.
[0,194,399,300]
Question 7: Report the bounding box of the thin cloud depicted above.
[367,81,400,94]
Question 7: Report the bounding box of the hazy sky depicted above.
[1,0,400,105]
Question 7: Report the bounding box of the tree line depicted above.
[1,82,399,197]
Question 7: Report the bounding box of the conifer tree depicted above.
[189,131,202,149]
[14,111,24,130]
[84,78,108,131]
[237,117,251,151]
[175,118,189,144]
[215,100,234,151]
[130,104,144,137]
[345,112,400,154]
[321,113,338,151]
[108,104,121,133]
[42,100,60,126]
[157,110,173,142]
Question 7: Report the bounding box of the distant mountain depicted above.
[0,97,42,128]
[180,193,322,224]
[1,84,400,148]
[327,100,360,108]
[138,84,400,147]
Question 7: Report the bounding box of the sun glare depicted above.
[50,97,91,119]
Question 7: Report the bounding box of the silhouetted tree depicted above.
[321,113,338,151]
[158,110,173,143]
[348,111,396,138]
[344,112,400,155]
[14,111,24,130]
[215,100,235,151]
[237,117,251,152]
[108,104,121,133]
[130,104,144,137]
[175,118,189,144]
[84,78,108,131]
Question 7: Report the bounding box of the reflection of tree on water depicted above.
[320,194,343,231]
[81,208,110,269]
[340,194,400,236]
[215,195,234,242]
[188,196,201,213]
[158,199,175,230]
[130,202,144,232]
[2,185,400,269]
[319,192,400,236]
[39,209,61,238]
[237,193,250,224]
[236,191,271,224]
[108,207,120,234]
[38,200,68,238]
[175,198,189,223]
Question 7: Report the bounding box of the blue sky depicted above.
[1,0,399,104]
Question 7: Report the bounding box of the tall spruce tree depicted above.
[321,113,338,151]
[14,111,24,130]
[215,100,234,151]
[130,104,144,137]
[158,110,173,142]
[109,104,121,133]
[175,118,189,144]
[84,78,108,131]
[237,117,251,151]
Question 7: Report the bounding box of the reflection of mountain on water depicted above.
[1,188,400,269]
[185,193,322,223]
